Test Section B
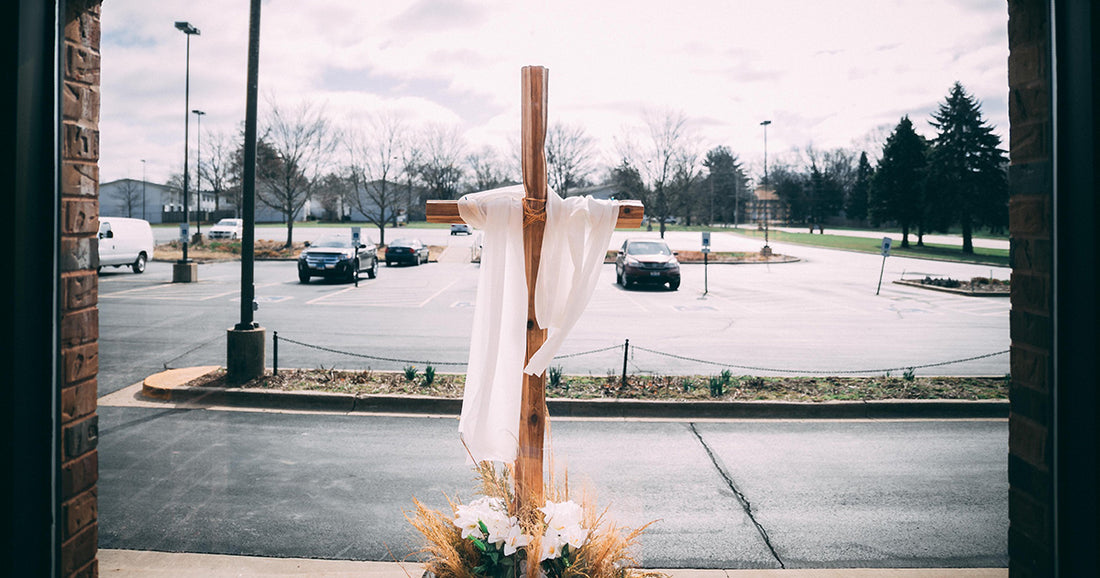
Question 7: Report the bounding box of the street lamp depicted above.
[175,21,200,272]
[192,109,206,236]
[141,159,146,221]
[760,120,772,254]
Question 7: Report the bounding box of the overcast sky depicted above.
[99,0,1009,186]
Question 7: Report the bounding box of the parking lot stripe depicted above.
[306,286,357,305]
[417,280,458,308]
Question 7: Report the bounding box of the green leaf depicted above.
[472,538,488,552]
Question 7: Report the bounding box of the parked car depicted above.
[615,238,681,290]
[98,217,154,274]
[451,223,471,235]
[297,233,378,283]
[385,238,429,266]
[207,218,243,240]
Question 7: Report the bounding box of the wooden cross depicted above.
[426,66,643,509]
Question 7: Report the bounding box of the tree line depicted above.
[165,82,1005,253]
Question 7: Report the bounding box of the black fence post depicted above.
[621,339,629,387]
[273,331,278,375]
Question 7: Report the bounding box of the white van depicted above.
[98,217,155,274]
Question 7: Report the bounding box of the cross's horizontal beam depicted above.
[425,199,645,229]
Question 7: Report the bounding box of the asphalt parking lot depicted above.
[97,228,1009,396]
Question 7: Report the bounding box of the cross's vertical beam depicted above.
[517,65,549,509]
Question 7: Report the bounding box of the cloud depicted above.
[96,0,1011,184]
[389,0,487,32]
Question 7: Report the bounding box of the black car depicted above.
[297,234,378,283]
[385,238,429,266]
[615,238,681,290]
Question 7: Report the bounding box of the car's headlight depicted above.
[625,257,640,266]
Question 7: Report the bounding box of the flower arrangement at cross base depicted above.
[408,462,663,578]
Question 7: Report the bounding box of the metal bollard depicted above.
[273,331,278,375]
[621,339,629,387]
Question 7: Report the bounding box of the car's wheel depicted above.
[668,279,680,291]
[132,253,147,274]
[366,258,378,279]
[298,270,310,284]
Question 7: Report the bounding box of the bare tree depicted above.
[346,113,405,245]
[546,122,596,196]
[465,146,514,192]
[619,109,698,237]
[399,141,424,221]
[256,99,337,248]
[200,129,239,216]
[418,123,466,201]
[314,172,353,221]
[113,179,143,218]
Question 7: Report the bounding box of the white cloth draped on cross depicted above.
[456,184,619,463]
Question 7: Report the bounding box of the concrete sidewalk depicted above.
[98,550,1007,578]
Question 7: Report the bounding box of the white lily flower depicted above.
[540,500,584,531]
[539,529,563,561]
[560,525,588,549]
[502,523,532,556]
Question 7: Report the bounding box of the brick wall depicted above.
[61,2,102,577]
[1006,1,1054,576]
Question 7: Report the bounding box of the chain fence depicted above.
[271,332,1009,377]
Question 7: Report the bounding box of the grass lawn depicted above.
[731,228,1009,267]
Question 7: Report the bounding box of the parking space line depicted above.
[418,280,458,307]
[306,286,357,305]
[99,283,179,297]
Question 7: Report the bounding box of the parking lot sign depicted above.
[351,227,361,246]
[881,237,892,257]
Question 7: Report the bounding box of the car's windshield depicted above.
[390,239,415,247]
[627,241,671,256]
[217,219,241,226]
[313,237,352,248]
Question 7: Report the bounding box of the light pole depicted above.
[192,109,206,236]
[141,159,146,221]
[175,21,200,280]
[760,119,772,254]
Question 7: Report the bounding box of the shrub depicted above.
[404,365,417,381]
[708,376,724,397]
[548,365,564,390]
[423,365,436,386]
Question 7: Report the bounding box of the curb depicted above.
[893,279,1010,297]
[144,367,1008,419]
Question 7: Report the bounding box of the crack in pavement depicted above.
[689,422,785,569]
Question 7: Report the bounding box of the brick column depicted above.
[60,3,102,577]
[1006,1,1054,576]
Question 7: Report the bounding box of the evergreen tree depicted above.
[846,151,873,224]
[702,146,749,226]
[869,116,928,248]
[925,82,1008,253]
[610,159,648,201]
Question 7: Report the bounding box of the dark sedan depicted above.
[385,238,429,266]
[615,238,680,290]
[297,234,378,283]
